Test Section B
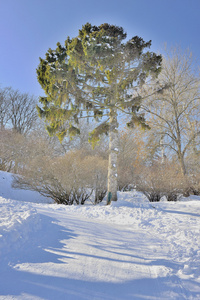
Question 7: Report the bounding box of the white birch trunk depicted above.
[107,108,119,204]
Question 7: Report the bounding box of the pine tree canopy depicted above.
[36,23,162,142]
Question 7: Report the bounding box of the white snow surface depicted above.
[0,171,200,299]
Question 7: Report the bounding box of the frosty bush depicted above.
[184,173,200,197]
[0,129,25,172]
[134,161,185,202]
[13,150,108,205]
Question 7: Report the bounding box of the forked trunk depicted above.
[107,108,119,204]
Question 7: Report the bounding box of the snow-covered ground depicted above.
[0,171,200,299]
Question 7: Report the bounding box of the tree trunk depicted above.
[107,108,119,204]
[179,154,186,176]
[177,146,186,176]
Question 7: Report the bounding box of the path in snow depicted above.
[1,202,199,300]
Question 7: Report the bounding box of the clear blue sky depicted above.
[0,0,200,97]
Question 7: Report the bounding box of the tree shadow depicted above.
[161,209,200,218]
[1,266,200,300]
[1,214,77,266]
[1,214,199,299]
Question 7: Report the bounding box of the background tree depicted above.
[141,47,200,176]
[7,88,38,135]
[37,23,162,203]
[0,87,11,129]
[0,87,38,134]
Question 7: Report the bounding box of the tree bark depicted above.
[178,152,187,176]
[107,108,119,204]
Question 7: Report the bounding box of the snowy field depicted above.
[0,171,200,300]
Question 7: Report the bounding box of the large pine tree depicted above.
[37,23,162,203]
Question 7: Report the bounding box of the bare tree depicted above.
[6,88,38,134]
[0,87,11,129]
[142,47,200,176]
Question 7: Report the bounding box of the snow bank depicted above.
[0,198,41,261]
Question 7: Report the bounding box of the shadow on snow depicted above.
[0,214,199,300]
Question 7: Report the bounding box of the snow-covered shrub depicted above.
[81,155,107,204]
[134,166,164,202]
[184,173,200,197]
[13,150,108,205]
[0,129,25,173]
[0,127,59,174]
[134,161,185,202]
